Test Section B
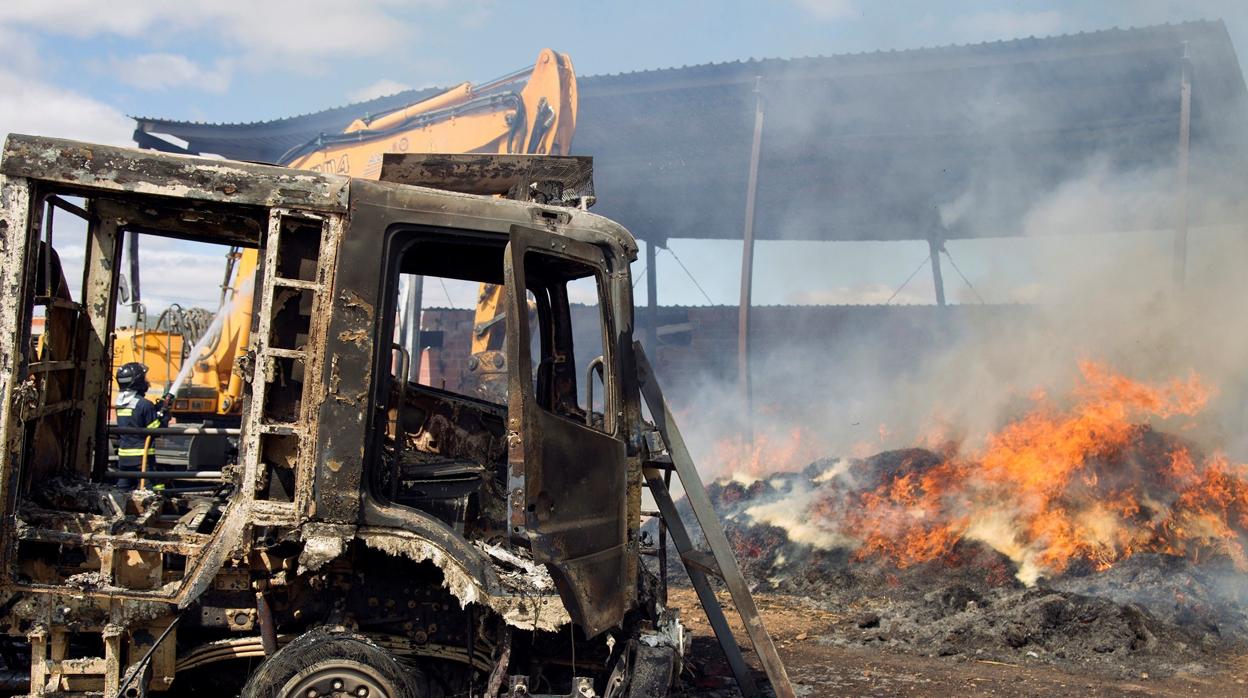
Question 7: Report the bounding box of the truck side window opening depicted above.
[523,251,613,435]
[24,201,247,491]
[373,236,511,530]
[393,273,491,398]
[567,275,608,417]
[7,187,262,597]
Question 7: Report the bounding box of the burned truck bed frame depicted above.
[0,135,791,697]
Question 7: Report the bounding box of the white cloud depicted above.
[0,23,132,147]
[0,69,133,146]
[0,25,38,73]
[0,2,162,37]
[0,1,424,65]
[110,53,232,93]
[126,247,231,310]
[791,0,857,20]
[949,10,1064,43]
[56,236,232,312]
[348,78,413,103]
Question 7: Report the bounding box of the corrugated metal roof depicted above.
[133,84,448,162]
[133,20,1248,243]
[136,21,1236,127]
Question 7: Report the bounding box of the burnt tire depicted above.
[241,628,422,698]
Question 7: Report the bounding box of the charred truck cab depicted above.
[0,136,792,698]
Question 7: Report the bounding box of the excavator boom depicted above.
[283,48,576,175]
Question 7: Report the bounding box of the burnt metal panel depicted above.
[357,500,573,631]
[313,179,638,531]
[1,135,349,214]
[94,196,266,248]
[504,225,629,637]
[313,266,374,523]
[73,215,121,478]
[380,153,594,204]
[0,175,32,568]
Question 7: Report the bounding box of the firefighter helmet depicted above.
[115,362,149,391]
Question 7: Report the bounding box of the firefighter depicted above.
[114,362,170,488]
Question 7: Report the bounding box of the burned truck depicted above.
[0,136,790,698]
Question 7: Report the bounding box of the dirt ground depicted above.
[672,587,1248,697]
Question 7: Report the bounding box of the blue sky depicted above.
[2,0,1246,310]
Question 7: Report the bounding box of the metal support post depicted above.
[401,275,424,378]
[645,240,658,352]
[928,236,947,306]
[738,77,764,445]
[1174,41,1192,286]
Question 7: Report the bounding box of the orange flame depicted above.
[828,361,1248,582]
[712,426,823,479]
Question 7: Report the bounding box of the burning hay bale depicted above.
[663,363,1248,677]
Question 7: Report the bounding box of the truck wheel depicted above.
[241,628,422,698]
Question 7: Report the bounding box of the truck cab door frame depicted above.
[503,224,629,637]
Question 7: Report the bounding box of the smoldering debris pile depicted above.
[664,365,1248,676]
[657,444,1248,678]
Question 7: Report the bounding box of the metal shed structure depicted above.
[134,21,1248,238]
[133,20,1248,422]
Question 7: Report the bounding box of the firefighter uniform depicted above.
[114,363,168,488]
[116,392,163,465]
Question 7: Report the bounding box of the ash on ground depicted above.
[652,449,1248,679]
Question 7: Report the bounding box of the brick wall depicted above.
[416,308,474,393]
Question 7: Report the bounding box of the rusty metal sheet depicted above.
[1,135,349,213]
[93,197,265,248]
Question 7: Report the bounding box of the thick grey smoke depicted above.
[611,12,1245,484]
[674,143,1248,480]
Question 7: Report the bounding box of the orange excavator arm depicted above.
[281,48,577,174]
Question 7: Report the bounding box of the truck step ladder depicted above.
[242,208,336,518]
[635,343,796,698]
